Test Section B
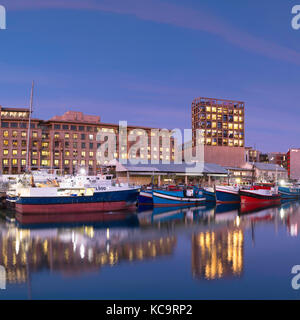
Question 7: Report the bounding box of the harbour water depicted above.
[1,201,300,300]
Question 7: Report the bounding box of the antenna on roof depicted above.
[26,81,34,173]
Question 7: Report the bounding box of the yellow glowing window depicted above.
[73,160,77,165]
[65,133,70,139]
[54,160,59,166]
[65,151,70,156]
[239,110,243,115]
[81,151,86,157]
[239,124,243,130]
[89,151,94,157]
[3,131,8,137]
[21,159,26,166]
[73,134,78,139]
[206,114,211,120]
[3,140,8,146]
[42,142,49,148]
[32,159,37,165]
[41,160,50,166]
[228,123,233,129]
[2,159,8,165]
[239,141,244,147]
[3,150,8,155]
[206,107,211,112]
[234,140,239,146]
[234,124,239,130]
[42,151,49,156]
[54,133,60,139]
[212,107,216,113]
[12,159,18,165]
[229,140,233,147]
[21,131,26,138]
[234,116,239,122]
[89,134,93,140]
[89,160,93,166]
[239,117,243,122]
[218,108,222,113]
[212,114,217,120]
[64,160,69,165]
[81,160,86,165]
[212,122,216,129]
[12,150,17,155]
[32,151,38,156]
[22,150,26,156]
[32,131,38,138]
[12,131,18,137]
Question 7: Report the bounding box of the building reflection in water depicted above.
[192,229,244,280]
[0,224,177,284]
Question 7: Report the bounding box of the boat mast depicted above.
[26,81,34,173]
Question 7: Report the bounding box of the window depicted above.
[73,142,77,148]
[21,159,26,166]
[21,131,26,138]
[30,123,35,129]
[3,131,8,137]
[87,127,92,132]
[54,124,61,130]
[71,125,77,131]
[81,151,86,157]
[65,142,69,148]
[41,160,50,166]
[65,151,70,156]
[89,151,94,157]
[32,159,37,165]
[41,151,49,156]
[12,131,18,137]
[64,159,70,165]
[42,142,49,148]
[12,159,18,166]
[11,123,18,128]
[89,134,93,140]
[80,160,86,166]
[3,150,8,155]
[54,132,60,139]
[3,140,8,146]
[20,123,27,129]
[73,150,78,156]
[32,131,38,138]
[81,134,85,140]
[1,122,9,128]
[89,160,93,166]
[12,150,18,155]
[73,133,78,139]
[21,140,26,147]
[54,159,59,166]
[79,126,85,131]
[89,143,93,149]
[2,159,8,166]
[63,125,69,130]
[21,150,26,156]
[32,151,38,156]
[72,160,77,166]
[12,140,18,147]
[65,133,70,139]
[81,142,86,149]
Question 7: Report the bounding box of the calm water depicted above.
[1,201,300,300]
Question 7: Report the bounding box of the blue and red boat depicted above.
[215,186,240,203]
[138,190,153,205]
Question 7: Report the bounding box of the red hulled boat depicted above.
[239,187,281,206]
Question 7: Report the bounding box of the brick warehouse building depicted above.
[0,106,175,175]
[192,97,245,167]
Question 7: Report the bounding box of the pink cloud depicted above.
[3,0,300,65]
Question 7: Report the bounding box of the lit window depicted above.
[22,150,26,156]
[32,131,38,138]
[64,160,69,165]
[73,133,78,139]
[89,160,93,166]
[89,151,94,157]
[81,151,86,157]
[3,131,8,138]
[2,159,8,165]
[12,159,18,165]
[12,150,18,155]
[89,134,93,140]
[12,131,18,137]
[21,131,26,138]
[21,159,26,166]
[3,140,8,146]
[54,160,59,166]
[65,133,70,139]
[3,150,8,155]
[81,160,86,165]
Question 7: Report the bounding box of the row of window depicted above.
[1,122,35,128]
[193,106,244,115]
[195,114,243,122]
[195,122,244,130]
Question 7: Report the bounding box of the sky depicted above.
[0,0,300,152]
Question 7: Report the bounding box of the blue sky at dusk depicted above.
[0,0,300,152]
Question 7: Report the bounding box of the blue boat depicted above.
[216,186,240,203]
[278,186,300,200]
[201,187,216,202]
[138,190,153,205]
[152,189,206,207]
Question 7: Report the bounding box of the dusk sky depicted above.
[0,0,300,152]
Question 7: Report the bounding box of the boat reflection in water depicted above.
[1,199,300,298]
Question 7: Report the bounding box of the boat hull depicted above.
[15,189,140,215]
[278,187,300,200]
[216,187,240,204]
[239,190,281,206]
[152,190,205,207]
[138,191,153,205]
[202,189,216,202]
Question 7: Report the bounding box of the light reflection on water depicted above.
[0,200,300,299]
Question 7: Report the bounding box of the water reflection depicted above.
[0,200,300,296]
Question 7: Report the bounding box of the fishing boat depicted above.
[152,189,205,207]
[14,175,140,214]
[201,187,216,202]
[239,187,281,206]
[278,186,300,200]
[138,190,153,205]
[215,185,240,203]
